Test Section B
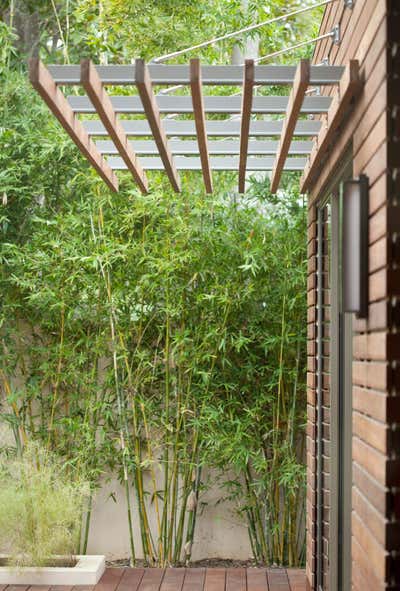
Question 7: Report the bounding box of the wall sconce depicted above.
[342,174,369,318]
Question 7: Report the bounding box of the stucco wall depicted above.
[87,472,252,561]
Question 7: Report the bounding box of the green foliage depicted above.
[0,19,17,71]
[197,180,307,565]
[1,0,323,65]
[0,442,89,567]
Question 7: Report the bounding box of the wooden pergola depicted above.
[29,58,361,194]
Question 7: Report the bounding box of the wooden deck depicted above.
[97,568,306,591]
[0,567,306,591]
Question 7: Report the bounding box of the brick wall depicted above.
[306,1,400,589]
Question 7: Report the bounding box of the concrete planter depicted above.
[0,555,105,585]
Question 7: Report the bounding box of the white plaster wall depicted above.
[87,472,252,561]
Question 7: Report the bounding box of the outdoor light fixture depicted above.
[342,174,369,318]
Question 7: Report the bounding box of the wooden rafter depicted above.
[135,59,181,193]
[81,59,148,194]
[190,59,212,194]
[270,59,310,194]
[29,58,118,192]
[238,59,255,194]
[300,60,361,193]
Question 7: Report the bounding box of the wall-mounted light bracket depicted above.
[342,175,369,318]
[332,24,341,45]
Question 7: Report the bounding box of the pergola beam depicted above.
[107,156,308,171]
[83,118,322,137]
[48,64,345,86]
[270,59,310,193]
[135,59,181,192]
[300,60,362,193]
[94,139,313,156]
[67,94,331,114]
[29,58,118,192]
[239,59,254,193]
[190,59,212,193]
[80,59,148,194]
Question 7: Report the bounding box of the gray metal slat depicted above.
[48,64,344,85]
[95,139,313,155]
[107,155,308,171]
[69,94,331,114]
[83,118,322,137]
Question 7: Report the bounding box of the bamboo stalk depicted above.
[47,301,65,449]
[0,368,28,449]
[82,491,93,554]
[90,205,137,564]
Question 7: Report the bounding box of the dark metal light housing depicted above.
[342,175,369,318]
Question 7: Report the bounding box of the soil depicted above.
[106,558,262,568]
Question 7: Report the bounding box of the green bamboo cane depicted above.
[183,464,202,564]
[82,491,93,554]
[90,207,136,564]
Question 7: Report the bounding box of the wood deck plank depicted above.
[136,569,165,591]
[226,569,246,591]
[94,568,125,591]
[159,568,185,591]
[181,568,205,591]
[1,567,305,591]
[204,568,226,591]
[246,568,269,591]
[116,568,145,591]
[266,569,290,590]
[286,570,306,591]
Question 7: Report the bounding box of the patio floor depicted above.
[96,567,306,591]
[4,567,306,591]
